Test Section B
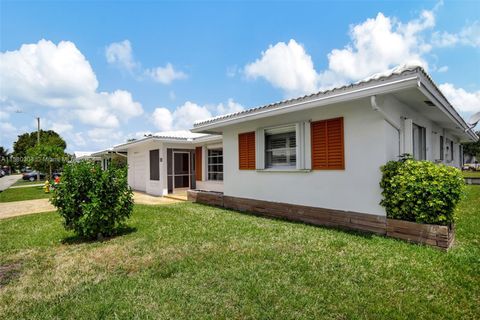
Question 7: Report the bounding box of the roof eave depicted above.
[416,73,478,142]
[192,74,419,133]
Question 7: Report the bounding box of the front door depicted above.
[173,152,190,189]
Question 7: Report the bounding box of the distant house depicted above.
[108,65,477,231]
[73,151,99,162]
[113,131,222,196]
[91,148,127,170]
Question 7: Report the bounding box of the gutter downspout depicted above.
[370,96,401,130]
[371,95,402,156]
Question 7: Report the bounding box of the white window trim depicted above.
[206,147,223,181]
[256,121,311,172]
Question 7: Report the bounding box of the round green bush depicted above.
[51,161,133,239]
[380,158,465,225]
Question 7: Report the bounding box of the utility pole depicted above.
[36,117,40,181]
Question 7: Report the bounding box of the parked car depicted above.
[22,171,46,182]
[0,170,5,178]
[21,171,62,181]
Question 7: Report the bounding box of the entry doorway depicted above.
[173,151,190,190]
[167,148,196,194]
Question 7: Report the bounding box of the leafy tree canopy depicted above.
[26,144,68,178]
[12,130,67,169]
[462,130,480,159]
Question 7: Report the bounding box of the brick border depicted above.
[187,190,455,250]
[386,219,454,249]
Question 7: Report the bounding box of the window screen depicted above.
[450,140,454,161]
[208,149,223,181]
[149,149,160,181]
[265,126,296,168]
[440,136,444,160]
[412,124,426,160]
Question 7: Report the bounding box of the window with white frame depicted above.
[412,123,426,160]
[265,126,297,168]
[207,149,223,181]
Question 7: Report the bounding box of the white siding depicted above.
[222,99,387,216]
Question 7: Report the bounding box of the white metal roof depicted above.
[191,64,478,141]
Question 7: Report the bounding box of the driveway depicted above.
[0,175,21,191]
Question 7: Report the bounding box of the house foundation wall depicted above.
[187,190,455,250]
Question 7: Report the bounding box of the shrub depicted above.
[380,157,465,225]
[51,161,133,239]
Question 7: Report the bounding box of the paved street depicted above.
[0,175,21,191]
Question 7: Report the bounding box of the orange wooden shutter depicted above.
[238,132,256,170]
[195,146,202,180]
[311,117,344,170]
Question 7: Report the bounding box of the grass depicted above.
[463,170,480,178]
[11,178,45,187]
[0,186,51,202]
[0,187,479,319]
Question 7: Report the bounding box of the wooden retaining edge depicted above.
[386,219,454,250]
[188,190,455,250]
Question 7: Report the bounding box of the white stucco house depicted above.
[113,131,223,196]
[187,65,477,224]
[109,65,476,235]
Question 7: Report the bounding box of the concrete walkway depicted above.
[0,199,55,220]
[0,191,184,220]
[9,183,44,189]
[0,175,21,191]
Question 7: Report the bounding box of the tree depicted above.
[13,130,67,169]
[26,144,67,179]
[0,147,9,166]
[462,130,480,161]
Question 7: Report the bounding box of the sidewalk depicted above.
[0,191,184,220]
[0,199,55,220]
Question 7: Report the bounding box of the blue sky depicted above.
[1,0,479,152]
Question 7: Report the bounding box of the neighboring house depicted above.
[91,148,127,170]
[73,151,99,162]
[189,65,477,221]
[113,131,223,196]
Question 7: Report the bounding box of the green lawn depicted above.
[463,171,480,178]
[0,186,51,202]
[11,178,45,187]
[0,187,479,319]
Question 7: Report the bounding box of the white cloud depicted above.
[42,119,73,134]
[0,121,16,134]
[437,65,448,73]
[216,98,244,115]
[152,107,173,131]
[105,40,188,85]
[326,11,433,82]
[146,63,188,84]
[439,83,480,113]
[105,40,137,71]
[0,110,9,121]
[0,39,143,130]
[432,21,480,48]
[244,10,436,95]
[245,39,319,96]
[152,99,243,131]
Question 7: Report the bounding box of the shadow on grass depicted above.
[214,205,379,240]
[61,225,137,245]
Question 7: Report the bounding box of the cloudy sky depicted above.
[0,0,479,152]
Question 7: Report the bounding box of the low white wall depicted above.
[196,181,224,192]
[222,99,387,216]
